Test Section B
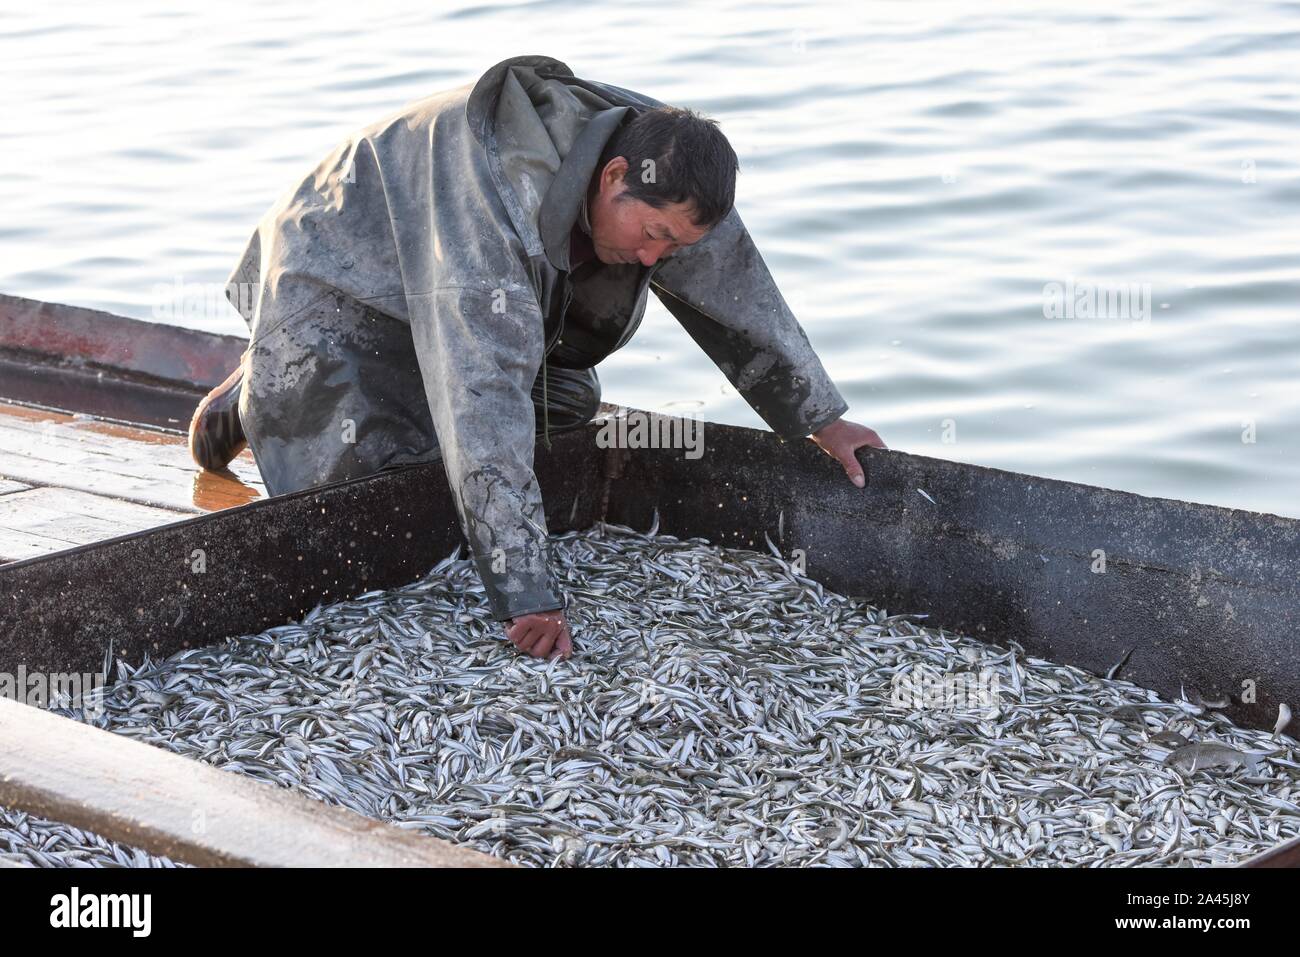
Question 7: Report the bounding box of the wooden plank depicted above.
[0,527,97,564]
[0,401,190,451]
[0,418,258,492]
[0,402,261,560]
[0,401,263,513]
[0,432,262,500]
[0,697,506,868]
[0,488,190,544]
[0,447,261,515]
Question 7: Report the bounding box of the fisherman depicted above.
[189,55,887,661]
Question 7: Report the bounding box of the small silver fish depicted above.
[1274,703,1293,739]
[1106,648,1133,681]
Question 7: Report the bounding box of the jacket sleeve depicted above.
[406,283,565,622]
[650,207,849,439]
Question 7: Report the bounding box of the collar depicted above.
[539,106,631,272]
[578,193,591,236]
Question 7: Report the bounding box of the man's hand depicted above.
[810,418,888,488]
[504,610,573,660]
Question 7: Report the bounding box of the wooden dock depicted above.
[0,400,263,564]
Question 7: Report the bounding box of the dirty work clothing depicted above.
[226,54,848,621]
[239,285,600,494]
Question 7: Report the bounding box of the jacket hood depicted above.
[466,56,658,270]
[536,104,631,270]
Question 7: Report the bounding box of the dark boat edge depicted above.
[0,291,247,428]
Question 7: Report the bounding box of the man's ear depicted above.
[600,156,629,192]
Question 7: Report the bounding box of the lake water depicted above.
[3,0,1297,517]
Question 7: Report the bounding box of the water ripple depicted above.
[0,0,1296,518]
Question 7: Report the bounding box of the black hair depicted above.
[597,106,739,229]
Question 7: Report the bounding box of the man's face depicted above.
[587,157,712,267]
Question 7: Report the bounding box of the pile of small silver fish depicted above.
[0,805,182,868]
[37,522,1300,867]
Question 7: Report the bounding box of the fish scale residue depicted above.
[43,523,1300,867]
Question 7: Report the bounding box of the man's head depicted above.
[587,106,739,267]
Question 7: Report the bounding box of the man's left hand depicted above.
[504,610,573,660]
[810,418,888,488]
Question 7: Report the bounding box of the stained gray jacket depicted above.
[227,55,847,621]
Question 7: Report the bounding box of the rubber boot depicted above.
[188,361,247,470]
